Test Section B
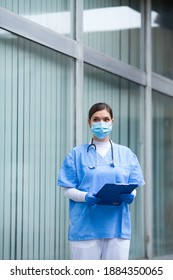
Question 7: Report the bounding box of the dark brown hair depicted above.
[88,102,113,120]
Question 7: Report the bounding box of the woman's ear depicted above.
[88,119,92,128]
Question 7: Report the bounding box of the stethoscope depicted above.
[87,138,115,169]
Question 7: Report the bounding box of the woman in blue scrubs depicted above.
[58,102,145,260]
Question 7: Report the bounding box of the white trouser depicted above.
[70,238,130,260]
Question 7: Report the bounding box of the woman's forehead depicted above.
[91,109,111,118]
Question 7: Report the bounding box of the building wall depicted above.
[0,0,173,260]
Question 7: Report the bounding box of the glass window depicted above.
[0,0,74,38]
[153,91,173,257]
[152,0,173,79]
[0,30,74,260]
[83,0,142,68]
[84,64,145,259]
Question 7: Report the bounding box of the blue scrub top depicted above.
[58,142,145,241]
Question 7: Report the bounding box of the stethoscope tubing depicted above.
[87,138,115,168]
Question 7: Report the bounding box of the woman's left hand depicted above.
[119,189,136,204]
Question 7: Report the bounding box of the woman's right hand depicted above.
[85,192,101,206]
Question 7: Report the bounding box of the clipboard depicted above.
[95,183,138,205]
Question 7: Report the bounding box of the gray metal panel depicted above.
[84,46,146,86]
[0,7,77,58]
[152,73,173,97]
[75,0,84,146]
[144,0,153,260]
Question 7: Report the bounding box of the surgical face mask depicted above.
[91,122,112,139]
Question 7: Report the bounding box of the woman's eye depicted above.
[104,118,110,122]
[93,118,99,122]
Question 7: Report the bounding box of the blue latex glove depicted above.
[119,192,135,205]
[85,192,101,206]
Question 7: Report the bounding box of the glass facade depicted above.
[0,0,173,260]
[0,30,74,259]
[152,0,173,79]
[83,0,142,68]
[0,0,74,37]
[83,64,144,151]
[153,91,173,257]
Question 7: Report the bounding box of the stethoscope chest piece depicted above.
[110,160,115,167]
